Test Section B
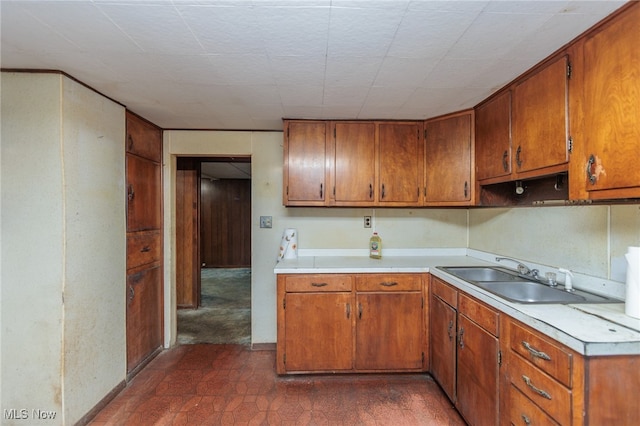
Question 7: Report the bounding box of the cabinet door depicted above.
[475,91,511,182]
[355,292,423,370]
[283,121,328,205]
[126,112,162,162]
[424,112,473,204]
[378,122,423,205]
[512,55,569,176]
[126,265,163,372]
[581,4,640,198]
[284,292,353,372]
[430,294,457,402]
[126,154,162,232]
[456,314,499,426]
[334,122,376,205]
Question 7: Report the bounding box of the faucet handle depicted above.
[558,268,574,292]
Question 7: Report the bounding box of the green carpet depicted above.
[177,268,251,345]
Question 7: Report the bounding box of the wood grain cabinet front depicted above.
[125,111,163,377]
[277,273,427,374]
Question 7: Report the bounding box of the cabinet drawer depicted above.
[507,383,559,426]
[431,276,457,308]
[285,274,352,292]
[356,274,422,292]
[458,293,499,336]
[127,231,161,270]
[509,352,571,426]
[511,321,572,387]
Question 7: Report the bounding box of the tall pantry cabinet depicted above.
[125,111,164,376]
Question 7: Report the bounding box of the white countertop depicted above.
[274,252,640,356]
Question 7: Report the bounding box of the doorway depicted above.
[175,157,251,344]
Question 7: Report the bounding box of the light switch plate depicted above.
[260,216,272,228]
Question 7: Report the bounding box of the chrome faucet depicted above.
[495,257,539,278]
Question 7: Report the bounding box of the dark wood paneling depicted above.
[176,159,200,308]
[200,179,251,268]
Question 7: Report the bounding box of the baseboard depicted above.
[251,342,276,351]
[74,379,126,426]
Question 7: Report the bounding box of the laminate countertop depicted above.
[274,252,640,356]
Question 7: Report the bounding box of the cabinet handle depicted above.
[502,150,509,172]
[447,320,454,341]
[127,135,134,151]
[129,285,135,302]
[140,246,151,253]
[369,183,373,199]
[346,303,351,319]
[379,281,398,287]
[522,341,551,361]
[521,414,532,425]
[381,184,386,199]
[358,303,363,319]
[458,327,465,348]
[516,145,523,168]
[127,184,135,201]
[463,181,468,198]
[586,154,598,185]
[522,375,552,400]
[311,282,328,287]
[320,183,323,198]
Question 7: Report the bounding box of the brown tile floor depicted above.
[89,344,465,425]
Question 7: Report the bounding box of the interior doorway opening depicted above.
[175,157,251,344]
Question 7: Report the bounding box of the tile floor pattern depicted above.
[89,344,465,426]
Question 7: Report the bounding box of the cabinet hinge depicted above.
[287,127,289,138]
[283,353,286,365]
[334,128,337,138]
[424,129,427,139]
[567,61,572,79]
[567,136,573,154]
[498,350,502,367]
[283,298,286,309]
[422,297,424,309]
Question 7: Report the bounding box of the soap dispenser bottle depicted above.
[369,232,382,259]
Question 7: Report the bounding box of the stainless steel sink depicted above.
[438,266,527,282]
[437,266,621,304]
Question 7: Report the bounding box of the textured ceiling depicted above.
[0,0,628,131]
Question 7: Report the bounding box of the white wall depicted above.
[163,130,469,344]
[1,72,126,425]
[469,205,640,284]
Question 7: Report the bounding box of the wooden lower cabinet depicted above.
[277,273,427,374]
[430,277,500,425]
[501,316,640,426]
[126,264,163,370]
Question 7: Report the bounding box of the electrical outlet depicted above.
[364,216,371,228]
[260,216,272,228]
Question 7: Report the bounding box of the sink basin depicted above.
[438,266,527,282]
[438,266,621,304]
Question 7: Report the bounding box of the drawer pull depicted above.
[458,327,465,349]
[522,341,551,361]
[311,282,328,287]
[140,246,151,253]
[521,414,531,425]
[379,281,398,287]
[522,375,552,400]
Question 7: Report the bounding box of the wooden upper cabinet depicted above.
[475,91,512,183]
[126,113,162,162]
[378,122,423,206]
[424,111,474,205]
[283,120,328,206]
[576,2,640,199]
[126,154,162,232]
[333,122,376,205]
[512,55,570,178]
